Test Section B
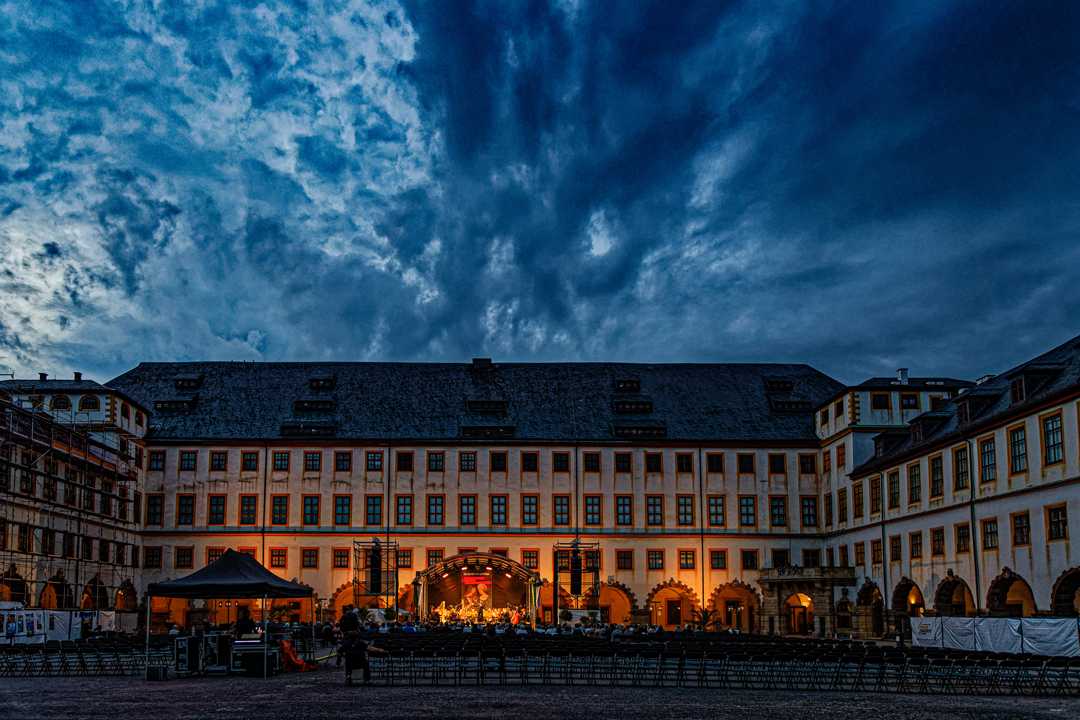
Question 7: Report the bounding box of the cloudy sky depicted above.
[2,1,1079,384]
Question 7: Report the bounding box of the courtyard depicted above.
[1,672,1077,720]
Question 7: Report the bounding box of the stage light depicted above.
[504,573,512,579]
[441,573,449,578]
[485,566,493,571]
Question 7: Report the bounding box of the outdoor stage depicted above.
[0,673,1071,720]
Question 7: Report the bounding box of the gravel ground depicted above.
[1,671,1078,719]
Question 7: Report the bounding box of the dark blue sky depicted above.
[1,1,1078,384]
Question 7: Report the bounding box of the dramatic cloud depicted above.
[1,0,1079,383]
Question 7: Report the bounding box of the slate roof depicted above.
[851,377,973,391]
[852,332,1080,477]
[0,378,149,411]
[105,361,845,443]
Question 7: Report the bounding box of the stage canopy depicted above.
[147,549,312,599]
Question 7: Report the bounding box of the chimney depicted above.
[74,371,82,382]
[471,357,493,370]
[897,368,909,385]
[39,372,48,381]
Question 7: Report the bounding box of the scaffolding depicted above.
[352,538,400,615]
[0,396,142,612]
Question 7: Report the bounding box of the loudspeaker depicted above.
[570,550,582,595]
[369,547,382,594]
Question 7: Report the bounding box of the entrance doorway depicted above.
[666,599,682,626]
[783,593,814,635]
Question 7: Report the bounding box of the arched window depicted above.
[50,395,71,411]
[78,395,101,411]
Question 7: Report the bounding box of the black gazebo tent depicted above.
[145,549,313,677]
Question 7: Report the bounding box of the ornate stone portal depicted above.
[757,566,856,637]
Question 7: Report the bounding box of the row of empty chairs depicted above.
[355,633,1080,696]
[0,637,171,677]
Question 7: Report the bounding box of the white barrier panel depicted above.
[1021,618,1080,657]
[942,617,976,650]
[975,617,1021,653]
[911,616,942,647]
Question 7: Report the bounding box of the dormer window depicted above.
[764,378,794,393]
[912,423,923,443]
[309,376,336,391]
[154,398,197,412]
[614,378,640,393]
[957,401,970,425]
[78,395,101,411]
[613,399,653,414]
[466,399,508,415]
[174,374,203,391]
[1010,377,1025,405]
[294,399,336,413]
[819,409,829,426]
[50,395,71,411]
[900,393,919,410]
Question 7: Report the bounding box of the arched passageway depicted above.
[856,581,885,637]
[645,580,699,630]
[1050,567,1080,617]
[986,568,1037,617]
[709,581,760,633]
[783,592,815,635]
[934,574,976,617]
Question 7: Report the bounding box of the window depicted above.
[365,451,383,472]
[176,494,194,526]
[235,451,257,472]
[616,550,634,571]
[488,451,507,473]
[838,488,849,523]
[955,523,971,553]
[738,496,756,527]
[1009,427,1028,474]
[887,471,900,509]
[334,495,352,525]
[301,495,320,525]
[869,475,882,513]
[459,495,476,526]
[583,452,601,473]
[427,451,444,472]
[870,539,883,565]
[819,408,829,425]
[769,496,787,527]
[459,452,477,472]
[676,453,693,474]
[396,495,413,525]
[771,549,790,568]
[146,494,164,526]
[208,495,226,525]
[853,542,865,567]
[707,495,725,527]
[980,438,996,483]
[1012,512,1031,546]
[584,495,602,525]
[271,495,289,525]
[838,545,849,567]
[148,451,165,471]
[929,456,944,498]
[144,547,163,569]
[647,550,664,570]
[803,548,821,568]
[396,550,412,569]
[646,495,663,526]
[799,454,816,475]
[616,495,633,526]
[982,518,999,550]
[204,546,223,565]
[740,550,758,570]
[834,400,844,419]
[553,452,570,473]
[333,548,350,569]
[422,548,442,567]
[677,495,694,526]
[396,451,413,472]
[237,495,257,525]
[427,495,444,525]
[707,453,724,473]
[931,527,945,556]
[901,393,919,410]
[210,451,227,472]
[645,453,662,474]
[709,549,727,570]
[552,495,570,525]
[909,531,922,559]
[768,454,785,475]
[300,451,320,473]
[852,482,864,519]
[270,548,287,568]
[521,495,538,525]
[1047,505,1069,541]
[334,452,352,473]
[908,464,922,503]
[520,549,538,570]
[871,393,890,410]
[302,548,318,569]
[889,535,902,563]
[490,495,508,525]
[614,452,632,473]
[737,453,755,474]
[800,496,818,528]
[179,451,197,472]
[365,495,382,525]
[679,550,695,570]
[1042,414,1064,466]
[823,451,831,473]
[836,444,846,470]
[273,451,290,472]
[953,446,970,490]
[174,546,194,569]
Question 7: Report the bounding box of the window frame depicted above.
[333,494,352,526]
[426,494,445,526]
[737,495,757,528]
[302,494,321,526]
[270,494,289,526]
[395,494,414,526]
[1040,411,1065,467]
[645,494,664,527]
[458,494,477,526]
